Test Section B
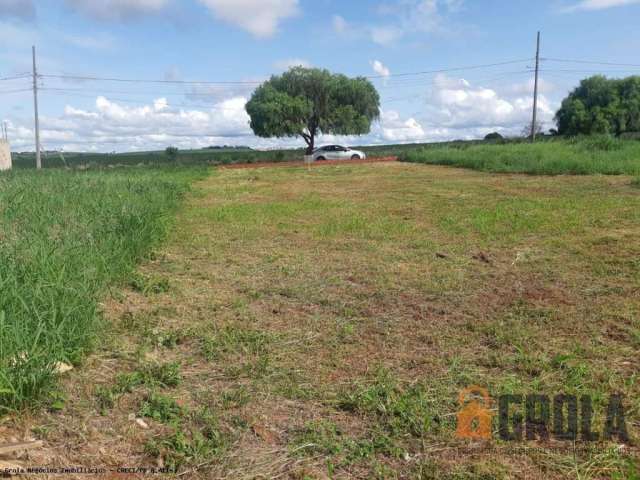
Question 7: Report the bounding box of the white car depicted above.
[312,145,366,161]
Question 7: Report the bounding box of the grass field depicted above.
[0,167,204,413]
[12,136,640,178]
[5,161,637,478]
[9,139,525,170]
[400,136,640,175]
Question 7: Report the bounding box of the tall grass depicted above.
[399,136,640,175]
[0,167,203,412]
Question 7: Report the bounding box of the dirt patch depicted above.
[219,156,398,170]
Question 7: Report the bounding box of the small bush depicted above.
[144,408,225,472]
[292,420,402,464]
[142,362,181,388]
[139,393,183,423]
[165,147,179,161]
[575,134,623,152]
[618,131,640,141]
[337,369,435,437]
[201,326,272,361]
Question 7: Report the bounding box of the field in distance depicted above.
[11,136,640,180]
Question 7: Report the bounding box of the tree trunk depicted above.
[302,132,315,155]
[305,140,314,155]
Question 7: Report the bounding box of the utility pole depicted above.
[531,31,541,143]
[32,45,41,169]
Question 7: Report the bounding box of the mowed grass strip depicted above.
[400,135,640,175]
[149,163,637,478]
[0,167,204,412]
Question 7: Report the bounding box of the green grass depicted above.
[0,166,203,412]
[336,369,438,438]
[15,161,639,477]
[144,407,226,472]
[200,326,274,361]
[9,138,499,169]
[11,148,303,169]
[139,392,184,424]
[400,136,640,175]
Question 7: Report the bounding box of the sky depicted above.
[1,0,640,153]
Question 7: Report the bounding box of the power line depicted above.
[43,71,534,109]
[40,89,246,111]
[378,69,533,90]
[0,73,31,82]
[38,84,251,97]
[365,58,533,80]
[0,88,32,95]
[540,68,637,75]
[542,58,640,68]
[38,58,534,86]
[40,74,263,86]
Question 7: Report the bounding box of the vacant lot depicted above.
[4,162,639,478]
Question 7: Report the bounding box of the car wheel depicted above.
[351,154,361,160]
[317,156,326,161]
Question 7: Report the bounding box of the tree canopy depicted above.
[484,132,503,140]
[245,67,380,154]
[555,75,640,136]
[165,146,178,161]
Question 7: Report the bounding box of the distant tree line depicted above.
[555,75,640,136]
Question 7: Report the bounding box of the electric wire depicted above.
[542,58,640,68]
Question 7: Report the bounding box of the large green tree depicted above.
[555,75,640,136]
[245,67,380,154]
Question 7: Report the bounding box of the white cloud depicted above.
[8,95,255,152]
[6,91,435,152]
[423,74,555,133]
[64,0,170,21]
[0,0,35,20]
[337,0,462,46]
[370,60,390,78]
[505,78,556,96]
[377,110,425,142]
[197,0,298,38]
[274,58,311,71]
[563,0,640,11]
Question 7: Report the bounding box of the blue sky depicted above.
[1,0,640,152]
